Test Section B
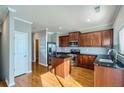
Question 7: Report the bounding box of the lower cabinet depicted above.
[77,54,96,70]
[94,65,124,87]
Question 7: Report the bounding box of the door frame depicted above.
[33,38,40,63]
[14,31,29,77]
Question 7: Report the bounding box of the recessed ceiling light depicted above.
[58,26,62,30]
[87,19,91,22]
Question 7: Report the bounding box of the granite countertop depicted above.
[57,52,98,56]
[94,54,124,69]
[53,55,72,59]
[79,53,97,56]
[57,52,71,54]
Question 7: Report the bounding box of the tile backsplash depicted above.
[57,47,110,55]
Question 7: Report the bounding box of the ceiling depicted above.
[0,5,121,34]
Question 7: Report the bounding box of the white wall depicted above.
[113,6,124,50]
[32,31,47,66]
[39,30,47,66]
[1,10,32,87]
[47,32,58,43]
[1,11,15,87]
[57,47,109,55]
[32,32,41,62]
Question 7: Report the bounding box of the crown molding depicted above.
[7,7,16,13]
[14,17,33,24]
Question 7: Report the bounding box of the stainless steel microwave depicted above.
[69,41,79,47]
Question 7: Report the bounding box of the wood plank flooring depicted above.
[0,62,94,87]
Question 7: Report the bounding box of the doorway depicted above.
[35,39,40,63]
[14,31,28,77]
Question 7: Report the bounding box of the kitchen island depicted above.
[51,55,71,78]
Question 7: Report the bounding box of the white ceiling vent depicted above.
[94,6,100,13]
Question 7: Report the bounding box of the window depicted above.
[119,27,124,54]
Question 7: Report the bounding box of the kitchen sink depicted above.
[98,59,113,63]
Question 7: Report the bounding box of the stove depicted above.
[69,49,80,65]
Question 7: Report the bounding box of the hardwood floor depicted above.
[0,62,94,87]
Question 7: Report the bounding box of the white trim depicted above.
[39,62,48,67]
[5,79,15,87]
[33,38,40,62]
[14,17,33,24]
[8,7,16,13]
[80,23,113,32]
[26,70,32,73]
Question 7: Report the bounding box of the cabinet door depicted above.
[94,65,124,87]
[82,55,89,68]
[83,33,92,46]
[64,36,69,47]
[77,55,82,66]
[92,32,102,47]
[59,37,62,47]
[59,36,69,47]
[69,32,80,42]
[88,56,96,70]
[101,30,113,47]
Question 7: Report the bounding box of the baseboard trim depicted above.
[39,63,48,67]
[5,79,15,87]
[27,70,32,73]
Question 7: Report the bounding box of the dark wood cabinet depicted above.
[59,35,69,47]
[80,29,113,47]
[101,30,113,47]
[77,54,96,70]
[94,65,124,87]
[51,57,71,78]
[59,29,113,47]
[69,32,80,42]
[80,33,92,46]
[92,32,102,47]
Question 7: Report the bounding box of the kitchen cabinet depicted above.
[101,30,113,47]
[80,29,113,47]
[69,32,80,42]
[77,54,96,70]
[94,65,124,87]
[59,29,113,47]
[80,33,92,46]
[51,56,71,78]
[59,35,69,47]
[92,32,102,46]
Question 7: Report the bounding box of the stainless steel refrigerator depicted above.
[47,42,57,65]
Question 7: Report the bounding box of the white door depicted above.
[14,31,28,77]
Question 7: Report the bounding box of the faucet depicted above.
[108,49,113,55]
[108,49,118,62]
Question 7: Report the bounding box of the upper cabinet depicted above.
[59,29,113,47]
[80,29,113,47]
[80,33,92,46]
[59,35,69,47]
[80,31,102,47]
[101,29,113,47]
[69,32,80,42]
[92,32,102,47]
